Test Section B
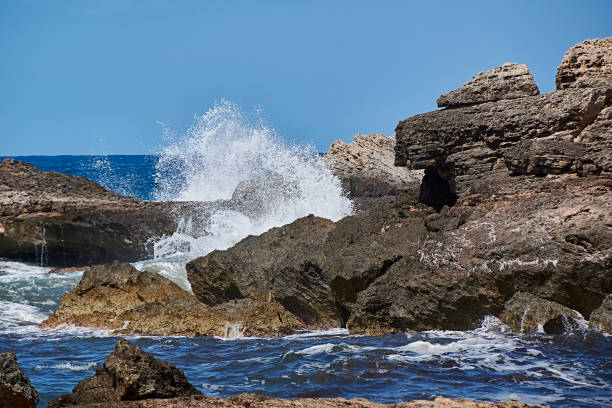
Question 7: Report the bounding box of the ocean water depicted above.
[1,103,611,407]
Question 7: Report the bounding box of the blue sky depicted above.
[1,0,610,155]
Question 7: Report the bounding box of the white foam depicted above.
[283,328,349,339]
[293,342,361,356]
[149,101,353,285]
[35,362,99,372]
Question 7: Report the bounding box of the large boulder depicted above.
[0,352,39,408]
[437,63,539,108]
[41,262,304,337]
[48,339,202,407]
[499,292,584,334]
[556,37,612,90]
[188,197,508,333]
[325,134,422,210]
[0,159,183,267]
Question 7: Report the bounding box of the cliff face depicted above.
[395,38,611,207]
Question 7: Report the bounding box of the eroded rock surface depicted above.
[48,339,201,407]
[0,352,39,408]
[499,292,584,334]
[437,63,539,108]
[325,134,422,210]
[66,394,542,407]
[41,262,304,337]
[589,294,612,334]
[0,159,180,266]
[556,37,612,90]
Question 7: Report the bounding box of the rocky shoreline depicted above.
[0,38,610,406]
[2,339,542,408]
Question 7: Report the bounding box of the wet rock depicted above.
[556,37,612,90]
[48,339,202,407]
[188,196,507,333]
[41,261,304,337]
[40,262,195,331]
[325,134,422,210]
[67,394,543,407]
[499,292,584,334]
[347,256,503,335]
[116,298,303,338]
[437,63,539,108]
[187,215,342,328]
[229,175,299,216]
[0,159,184,267]
[589,294,612,334]
[0,352,39,408]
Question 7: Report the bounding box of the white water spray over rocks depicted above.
[137,101,353,289]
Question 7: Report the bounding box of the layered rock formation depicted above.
[0,159,181,266]
[41,262,303,337]
[48,339,202,407]
[186,38,611,336]
[325,134,422,210]
[68,394,542,408]
[0,352,39,408]
[437,63,539,108]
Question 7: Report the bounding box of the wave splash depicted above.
[147,101,352,280]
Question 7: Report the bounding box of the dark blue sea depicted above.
[0,155,610,407]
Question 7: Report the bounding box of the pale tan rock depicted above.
[437,63,539,108]
[325,134,422,210]
[41,262,305,337]
[556,37,612,90]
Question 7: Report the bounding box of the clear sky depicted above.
[1,1,610,155]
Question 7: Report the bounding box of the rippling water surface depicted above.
[2,104,611,407]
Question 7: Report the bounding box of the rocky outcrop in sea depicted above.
[185,38,611,336]
[0,352,39,408]
[48,339,202,407]
[0,159,179,266]
[40,261,304,337]
[36,38,611,338]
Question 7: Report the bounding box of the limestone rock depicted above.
[556,37,612,90]
[0,352,39,408]
[39,262,196,331]
[499,292,584,334]
[395,88,610,183]
[589,294,612,334]
[47,339,202,407]
[41,262,304,337]
[437,63,539,108]
[325,134,422,210]
[66,394,543,407]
